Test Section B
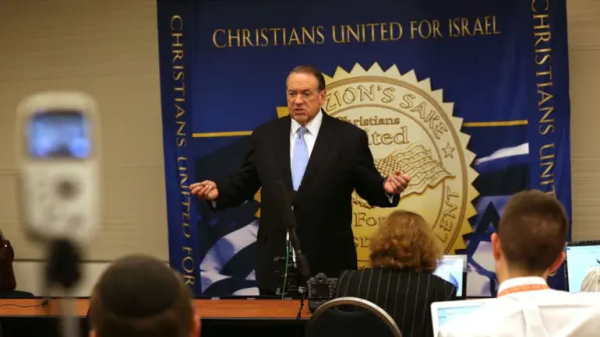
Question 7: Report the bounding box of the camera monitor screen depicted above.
[310,283,331,297]
[28,110,91,159]
[565,241,600,293]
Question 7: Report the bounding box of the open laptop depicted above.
[564,240,600,292]
[431,299,488,335]
[434,255,467,298]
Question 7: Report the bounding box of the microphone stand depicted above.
[281,232,299,299]
[45,239,81,337]
[273,181,311,318]
[288,228,311,319]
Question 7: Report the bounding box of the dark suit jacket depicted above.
[335,268,457,337]
[212,112,399,292]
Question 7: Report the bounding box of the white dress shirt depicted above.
[439,276,600,337]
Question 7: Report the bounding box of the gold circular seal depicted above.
[324,63,478,266]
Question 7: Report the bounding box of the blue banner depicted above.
[157,0,571,296]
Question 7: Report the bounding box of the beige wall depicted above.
[0,1,598,295]
[0,0,168,264]
[568,1,600,240]
[0,0,167,295]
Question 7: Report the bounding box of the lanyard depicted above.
[497,284,549,298]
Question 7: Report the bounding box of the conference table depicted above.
[0,297,311,337]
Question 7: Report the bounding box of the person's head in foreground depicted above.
[370,210,443,272]
[493,190,568,283]
[88,255,199,337]
[581,267,600,292]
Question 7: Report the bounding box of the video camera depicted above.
[275,257,339,313]
[15,91,101,337]
[16,91,101,245]
[306,273,338,312]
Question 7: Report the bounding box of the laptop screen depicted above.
[434,255,466,297]
[436,303,484,330]
[566,242,600,292]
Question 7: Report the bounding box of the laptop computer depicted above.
[564,240,600,293]
[434,255,467,298]
[431,299,488,335]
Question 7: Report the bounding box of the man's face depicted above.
[286,72,326,125]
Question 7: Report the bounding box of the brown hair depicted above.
[369,210,443,272]
[288,65,326,92]
[498,190,569,273]
[89,255,194,337]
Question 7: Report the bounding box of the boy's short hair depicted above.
[498,190,569,273]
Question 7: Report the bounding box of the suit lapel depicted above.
[297,113,334,194]
[274,116,293,191]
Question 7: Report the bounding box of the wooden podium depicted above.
[0,298,312,319]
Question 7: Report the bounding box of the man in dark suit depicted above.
[190,65,410,294]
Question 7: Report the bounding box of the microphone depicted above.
[274,181,312,281]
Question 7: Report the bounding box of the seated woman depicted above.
[335,210,456,337]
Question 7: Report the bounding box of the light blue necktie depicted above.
[291,126,309,191]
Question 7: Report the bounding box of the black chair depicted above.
[305,297,402,337]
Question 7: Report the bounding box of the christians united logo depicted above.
[324,63,478,265]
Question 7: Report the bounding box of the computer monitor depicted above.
[431,299,488,335]
[565,240,600,293]
[434,255,467,298]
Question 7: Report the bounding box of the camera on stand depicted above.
[274,250,339,313]
[15,91,101,337]
[306,273,338,312]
